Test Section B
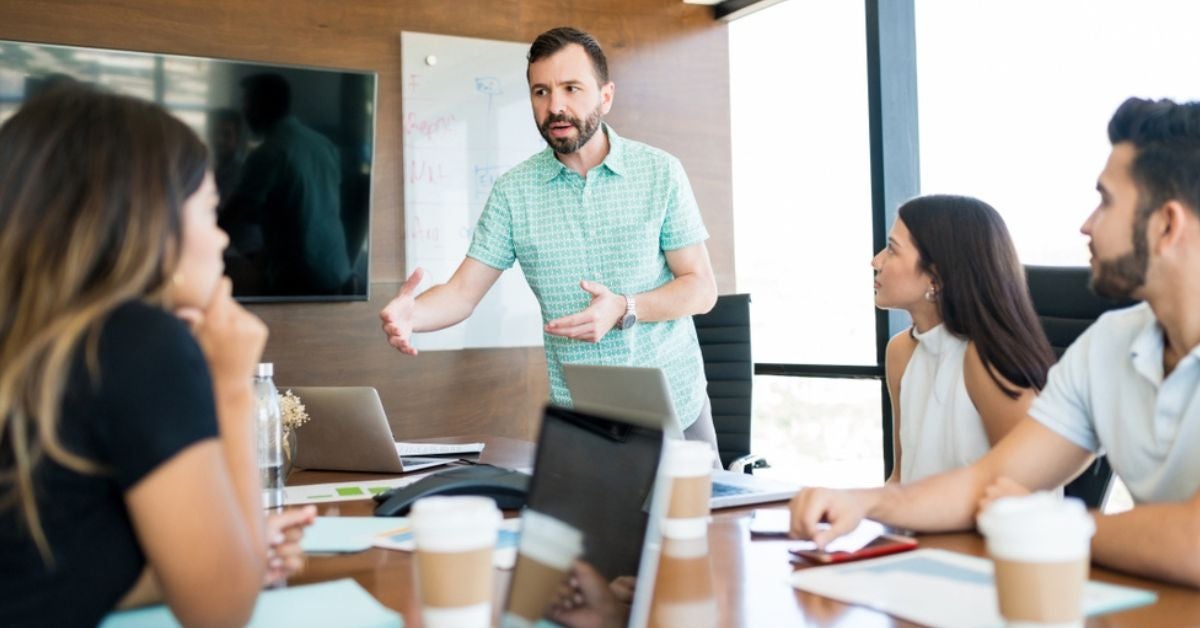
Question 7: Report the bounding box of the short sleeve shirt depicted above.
[1030,302,1200,503]
[0,301,219,627]
[467,125,710,426]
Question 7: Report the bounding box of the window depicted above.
[730,0,883,487]
[914,0,1200,511]
[915,0,1200,266]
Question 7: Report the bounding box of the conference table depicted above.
[288,436,1199,626]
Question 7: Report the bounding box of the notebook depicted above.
[287,386,451,474]
[99,578,401,627]
[562,364,800,509]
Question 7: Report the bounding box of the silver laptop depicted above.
[562,364,800,509]
[287,386,449,474]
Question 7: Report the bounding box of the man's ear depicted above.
[600,81,615,116]
[1154,200,1193,255]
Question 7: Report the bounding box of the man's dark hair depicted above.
[1108,97,1200,217]
[240,72,291,125]
[527,27,609,85]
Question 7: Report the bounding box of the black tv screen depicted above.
[0,40,375,302]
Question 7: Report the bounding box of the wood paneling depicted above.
[0,0,733,439]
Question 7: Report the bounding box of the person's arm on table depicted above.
[1088,494,1200,588]
[379,258,502,355]
[790,418,1092,547]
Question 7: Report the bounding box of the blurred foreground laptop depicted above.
[288,386,451,474]
[562,364,800,509]
[516,404,669,628]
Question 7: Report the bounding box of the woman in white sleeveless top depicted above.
[872,195,1054,484]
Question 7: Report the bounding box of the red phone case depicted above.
[790,534,918,564]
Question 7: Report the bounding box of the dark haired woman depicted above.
[872,195,1055,483]
[0,82,311,626]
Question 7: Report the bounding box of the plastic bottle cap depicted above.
[256,363,274,377]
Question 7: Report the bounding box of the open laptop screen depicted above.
[523,404,665,581]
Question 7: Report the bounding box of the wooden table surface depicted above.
[287,436,1199,627]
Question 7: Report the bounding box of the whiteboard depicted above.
[401,31,546,350]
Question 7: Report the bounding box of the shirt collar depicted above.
[1130,311,1165,386]
[537,123,625,181]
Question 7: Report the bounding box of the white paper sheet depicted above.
[790,548,1157,628]
[283,473,435,505]
[394,441,485,456]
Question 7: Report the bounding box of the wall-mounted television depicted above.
[0,40,376,303]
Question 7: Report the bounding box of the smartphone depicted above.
[789,533,917,564]
[748,508,792,538]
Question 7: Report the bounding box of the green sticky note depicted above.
[336,487,365,497]
[368,487,391,495]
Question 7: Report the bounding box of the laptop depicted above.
[287,386,451,474]
[562,364,800,509]
[514,404,669,628]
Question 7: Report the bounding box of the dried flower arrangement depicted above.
[279,389,311,431]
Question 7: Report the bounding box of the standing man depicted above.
[790,97,1200,588]
[380,27,719,447]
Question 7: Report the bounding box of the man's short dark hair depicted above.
[1108,97,1200,216]
[240,72,291,123]
[527,27,609,85]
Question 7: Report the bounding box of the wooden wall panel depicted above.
[0,0,733,439]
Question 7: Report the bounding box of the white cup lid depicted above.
[977,492,1095,561]
[663,440,714,478]
[411,496,502,552]
[518,509,584,570]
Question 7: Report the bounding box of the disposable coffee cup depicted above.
[977,493,1095,628]
[663,440,714,520]
[650,535,717,628]
[410,496,502,628]
[502,509,585,628]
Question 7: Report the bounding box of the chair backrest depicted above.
[1025,265,1136,508]
[1026,265,1136,358]
[692,293,753,469]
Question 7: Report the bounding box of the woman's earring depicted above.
[924,287,936,302]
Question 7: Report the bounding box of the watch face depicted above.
[620,313,637,329]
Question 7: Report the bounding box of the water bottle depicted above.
[254,362,284,510]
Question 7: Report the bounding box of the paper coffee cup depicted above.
[661,441,713,541]
[977,493,1095,627]
[503,510,585,626]
[650,536,717,628]
[410,496,502,628]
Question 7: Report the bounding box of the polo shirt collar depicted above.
[537,123,625,181]
[1130,310,1165,386]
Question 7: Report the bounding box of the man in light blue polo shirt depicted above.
[790,97,1200,588]
[380,27,719,446]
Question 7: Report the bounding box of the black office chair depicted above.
[1026,265,1137,509]
[692,293,765,473]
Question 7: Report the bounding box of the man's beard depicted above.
[1090,208,1150,300]
[539,105,603,155]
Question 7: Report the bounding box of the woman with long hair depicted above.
[0,82,306,626]
[873,195,1055,484]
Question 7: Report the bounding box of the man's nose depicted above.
[548,91,565,114]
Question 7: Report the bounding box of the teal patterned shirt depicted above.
[467,125,709,428]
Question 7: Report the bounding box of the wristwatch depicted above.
[617,294,638,330]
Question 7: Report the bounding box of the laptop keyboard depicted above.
[712,482,754,497]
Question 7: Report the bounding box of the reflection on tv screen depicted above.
[0,40,375,302]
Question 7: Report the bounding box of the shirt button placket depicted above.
[581,174,595,277]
